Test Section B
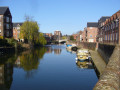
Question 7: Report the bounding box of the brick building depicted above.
[13,23,23,42]
[0,7,13,38]
[82,28,87,42]
[102,10,120,44]
[86,22,98,42]
[76,31,83,42]
[43,33,52,43]
[72,34,78,40]
[98,16,110,42]
[54,30,62,41]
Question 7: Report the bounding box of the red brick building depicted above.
[86,22,98,42]
[54,30,62,41]
[0,7,13,38]
[98,16,110,42]
[102,10,120,45]
[72,34,78,40]
[76,31,83,42]
[82,28,87,42]
[43,33,52,43]
[13,23,23,42]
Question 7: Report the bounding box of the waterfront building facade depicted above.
[13,23,23,42]
[54,30,62,41]
[86,22,98,42]
[102,10,120,45]
[82,28,87,42]
[72,34,78,40]
[76,31,83,42]
[0,7,13,38]
[98,16,110,43]
[43,33,53,43]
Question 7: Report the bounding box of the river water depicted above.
[0,45,98,90]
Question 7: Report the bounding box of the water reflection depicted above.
[46,45,62,55]
[76,60,93,69]
[0,45,98,90]
[66,48,76,54]
[0,54,17,90]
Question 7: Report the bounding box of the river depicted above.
[0,45,98,90]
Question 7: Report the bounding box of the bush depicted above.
[0,38,17,47]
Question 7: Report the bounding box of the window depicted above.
[111,24,113,29]
[109,25,110,30]
[116,21,119,27]
[109,34,110,40]
[6,24,9,29]
[111,34,112,40]
[17,34,19,38]
[6,17,9,22]
[6,31,9,37]
[113,22,115,29]
[105,27,106,31]
[17,27,20,29]
[116,33,118,40]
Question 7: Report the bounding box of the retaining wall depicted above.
[94,45,120,90]
[97,43,115,64]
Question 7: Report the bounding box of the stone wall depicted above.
[94,45,120,90]
[77,42,96,50]
[97,43,115,64]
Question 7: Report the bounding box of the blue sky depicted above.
[0,0,120,35]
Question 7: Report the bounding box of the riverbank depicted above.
[93,45,120,90]
[66,41,120,89]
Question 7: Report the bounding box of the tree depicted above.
[20,15,46,45]
[70,35,74,40]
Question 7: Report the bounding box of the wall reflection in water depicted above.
[0,54,17,90]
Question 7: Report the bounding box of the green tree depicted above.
[20,16,46,45]
[70,35,74,40]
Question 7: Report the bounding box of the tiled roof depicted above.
[87,22,98,27]
[98,16,110,23]
[13,23,23,27]
[0,7,8,15]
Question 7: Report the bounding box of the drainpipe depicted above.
[118,17,120,45]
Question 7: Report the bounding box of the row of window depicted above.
[104,21,119,31]
[13,27,20,30]
[104,33,118,41]
[13,34,19,38]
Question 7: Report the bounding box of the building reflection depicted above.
[76,60,93,69]
[0,63,13,90]
[54,48,61,55]
[46,47,53,53]
[45,46,62,55]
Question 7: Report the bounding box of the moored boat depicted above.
[76,49,91,61]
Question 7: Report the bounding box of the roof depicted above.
[0,7,9,15]
[13,23,23,27]
[87,22,98,27]
[98,16,110,23]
